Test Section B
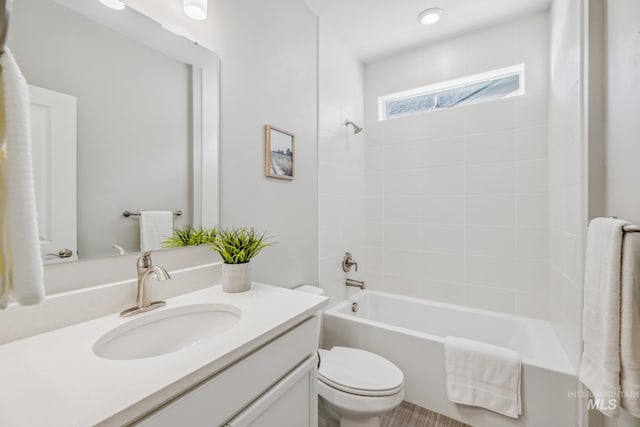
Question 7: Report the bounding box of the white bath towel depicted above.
[620,233,640,418]
[0,48,44,308]
[139,211,173,252]
[444,336,522,418]
[579,217,628,417]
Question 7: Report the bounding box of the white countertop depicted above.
[0,283,327,427]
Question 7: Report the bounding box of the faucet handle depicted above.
[137,252,152,269]
[342,252,358,272]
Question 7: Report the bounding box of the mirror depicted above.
[7,0,220,263]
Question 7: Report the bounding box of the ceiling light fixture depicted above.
[99,0,126,11]
[183,0,208,21]
[418,8,443,26]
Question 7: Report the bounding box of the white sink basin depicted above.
[93,304,241,360]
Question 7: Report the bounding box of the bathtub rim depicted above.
[326,289,576,377]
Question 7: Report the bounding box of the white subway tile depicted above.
[384,170,425,197]
[516,292,550,319]
[466,226,516,258]
[465,256,516,289]
[465,131,516,164]
[465,285,516,313]
[382,274,422,298]
[365,197,385,222]
[319,225,343,258]
[423,166,465,196]
[517,93,548,128]
[383,249,422,279]
[365,173,384,198]
[517,159,548,193]
[422,252,466,284]
[466,195,516,226]
[384,197,422,223]
[517,227,549,260]
[466,163,516,194]
[363,247,384,273]
[384,223,424,250]
[365,222,384,247]
[517,193,548,226]
[464,98,517,134]
[517,126,548,160]
[422,196,466,224]
[422,280,466,305]
[423,225,466,254]
[517,259,549,293]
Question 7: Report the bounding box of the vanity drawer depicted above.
[133,316,318,427]
[223,355,317,427]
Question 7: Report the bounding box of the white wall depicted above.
[605,0,640,225]
[603,0,640,425]
[118,0,320,288]
[363,13,550,318]
[318,19,366,307]
[547,0,586,371]
[10,0,191,258]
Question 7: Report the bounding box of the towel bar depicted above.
[623,225,640,233]
[123,210,183,218]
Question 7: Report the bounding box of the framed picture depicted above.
[265,125,295,180]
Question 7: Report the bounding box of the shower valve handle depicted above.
[342,252,358,272]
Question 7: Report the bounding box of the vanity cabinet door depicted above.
[223,355,318,427]
[132,317,319,427]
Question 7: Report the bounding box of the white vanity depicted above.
[0,284,327,426]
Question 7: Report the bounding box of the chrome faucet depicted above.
[120,252,171,317]
[345,278,365,289]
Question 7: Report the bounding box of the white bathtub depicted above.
[323,290,579,427]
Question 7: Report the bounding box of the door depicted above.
[29,85,77,264]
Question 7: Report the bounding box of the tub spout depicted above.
[345,278,365,289]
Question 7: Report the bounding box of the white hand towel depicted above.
[0,48,44,308]
[620,233,640,417]
[445,336,522,418]
[139,211,173,252]
[579,217,629,417]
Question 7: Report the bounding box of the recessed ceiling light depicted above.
[184,0,208,21]
[99,0,126,11]
[418,8,443,26]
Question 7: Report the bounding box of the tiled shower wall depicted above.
[318,19,366,307]
[363,12,551,319]
[548,0,585,370]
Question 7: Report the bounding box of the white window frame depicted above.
[378,63,526,121]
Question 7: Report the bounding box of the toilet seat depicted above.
[318,347,404,397]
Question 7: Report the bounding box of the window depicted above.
[379,64,525,120]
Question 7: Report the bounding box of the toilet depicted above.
[296,286,405,427]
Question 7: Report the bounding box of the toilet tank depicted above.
[294,285,325,347]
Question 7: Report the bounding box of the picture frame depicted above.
[265,125,295,180]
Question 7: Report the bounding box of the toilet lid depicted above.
[318,347,404,397]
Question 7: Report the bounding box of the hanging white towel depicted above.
[139,211,173,252]
[620,232,640,417]
[444,336,522,418]
[579,217,629,417]
[0,48,44,308]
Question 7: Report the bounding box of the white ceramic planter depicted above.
[221,262,251,293]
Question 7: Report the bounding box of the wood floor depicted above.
[380,401,471,427]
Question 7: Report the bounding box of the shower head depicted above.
[345,120,363,135]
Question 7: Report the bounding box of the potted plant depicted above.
[210,227,273,293]
[162,225,217,248]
